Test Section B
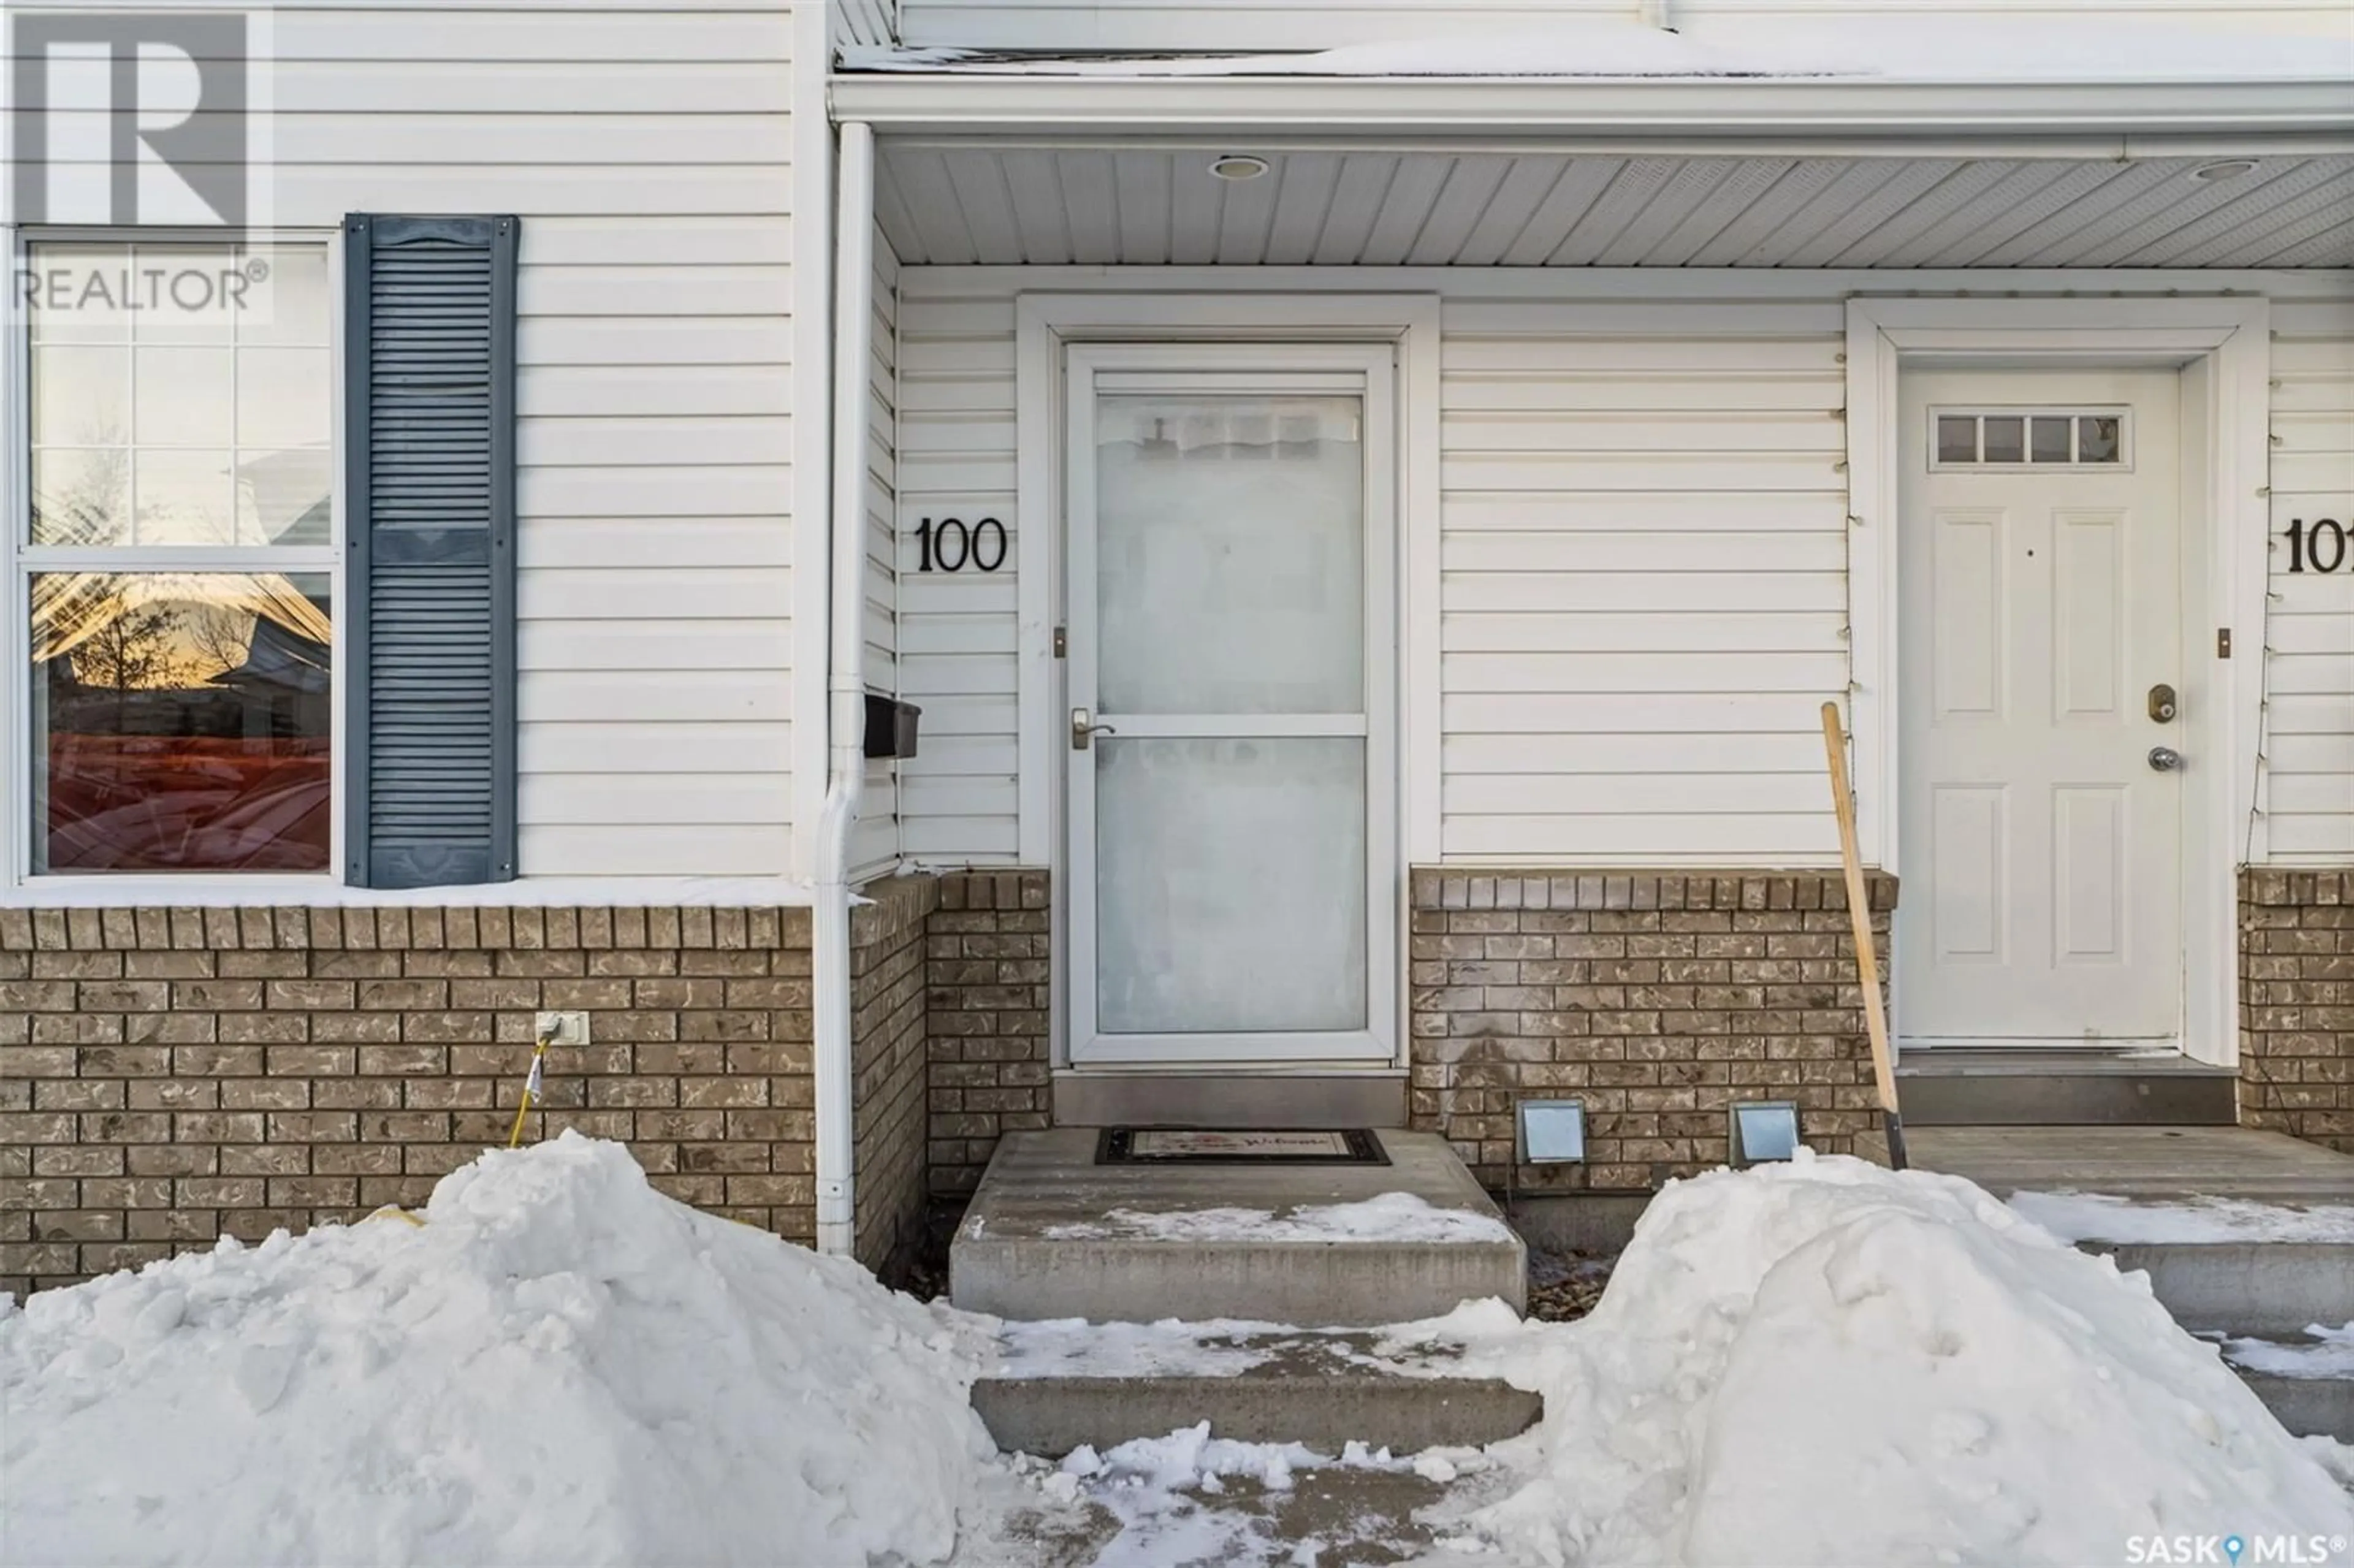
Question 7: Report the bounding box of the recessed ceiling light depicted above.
[2190,159,2258,183]
[1208,154,1270,181]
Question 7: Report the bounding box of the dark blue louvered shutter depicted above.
[344,214,519,888]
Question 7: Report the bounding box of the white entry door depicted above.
[1898,368,2186,1048]
[1065,345,1397,1066]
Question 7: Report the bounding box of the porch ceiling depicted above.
[873,145,2354,269]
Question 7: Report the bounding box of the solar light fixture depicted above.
[1517,1099,1588,1164]
[1729,1101,1801,1168]
[1208,154,1271,181]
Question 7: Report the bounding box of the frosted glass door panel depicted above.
[1095,737,1368,1034]
[1095,397,1363,715]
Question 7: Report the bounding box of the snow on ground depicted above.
[1041,1191,1515,1244]
[1381,1152,2354,1565]
[0,1133,1002,1567]
[2008,1190,2354,1244]
[997,1316,1284,1379]
[2228,1323,2354,1380]
[9,1140,2352,1566]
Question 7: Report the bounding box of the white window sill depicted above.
[0,875,820,909]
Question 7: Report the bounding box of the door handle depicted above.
[2148,746,2183,772]
[1071,707,1118,751]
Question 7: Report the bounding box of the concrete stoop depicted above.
[2103,1243,2354,1442]
[951,1130,1526,1326]
[1908,1126,2354,1442]
[952,1129,1533,1457]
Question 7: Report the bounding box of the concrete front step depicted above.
[972,1372,1542,1456]
[951,1129,1526,1326]
[2095,1242,2354,1337]
[1897,1049,2236,1126]
[2231,1368,2354,1444]
[973,1322,1544,1456]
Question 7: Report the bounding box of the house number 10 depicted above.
[916,516,1008,573]
[2285,517,2348,574]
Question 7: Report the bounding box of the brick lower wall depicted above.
[0,908,824,1295]
[1409,870,1895,1191]
[0,897,978,1296]
[926,870,1051,1197]
[2239,869,2354,1154]
[848,877,937,1273]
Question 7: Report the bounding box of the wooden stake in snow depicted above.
[1820,701,1908,1172]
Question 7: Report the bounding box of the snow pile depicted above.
[2009,1190,2354,1244]
[1042,1191,1514,1244]
[1412,1152,2354,1565]
[0,1133,999,1567]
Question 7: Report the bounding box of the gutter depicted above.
[813,120,876,1260]
[827,74,2354,148]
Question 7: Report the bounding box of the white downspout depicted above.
[814,120,875,1259]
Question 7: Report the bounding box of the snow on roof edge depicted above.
[840,20,2354,85]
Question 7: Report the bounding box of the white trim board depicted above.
[789,4,839,884]
[833,75,2354,145]
[1844,295,2270,1067]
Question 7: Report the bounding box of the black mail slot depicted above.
[864,693,921,760]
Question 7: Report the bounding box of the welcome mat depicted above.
[1095,1127,1390,1166]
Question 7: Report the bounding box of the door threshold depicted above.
[1053,1071,1407,1129]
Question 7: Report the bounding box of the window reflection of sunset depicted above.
[22,238,337,876]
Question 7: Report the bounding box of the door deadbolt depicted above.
[2147,683,2177,723]
[1071,707,1117,751]
[2148,746,2183,773]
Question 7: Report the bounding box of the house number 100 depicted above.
[916,516,1008,573]
[2285,517,2348,574]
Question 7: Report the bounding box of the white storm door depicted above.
[1065,348,1397,1066]
[1898,369,2185,1048]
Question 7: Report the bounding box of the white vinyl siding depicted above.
[266,2,795,879]
[1439,300,1848,861]
[853,240,905,880]
[896,290,1023,862]
[2261,294,2354,862]
[891,270,2350,869]
[892,275,1848,864]
[899,0,2353,51]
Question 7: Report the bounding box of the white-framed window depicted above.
[9,233,338,878]
[1929,406,2132,471]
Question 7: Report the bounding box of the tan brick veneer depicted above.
[924,870,1051,1198]
[2240,870,2354,1153]
[1408,869,1896,1191]
[0,888,949,1295]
